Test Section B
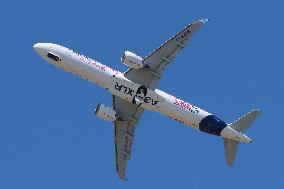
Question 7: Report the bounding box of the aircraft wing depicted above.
[112,95,144,179]
[124,19,208,89]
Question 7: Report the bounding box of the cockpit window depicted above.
[47,52,60,61]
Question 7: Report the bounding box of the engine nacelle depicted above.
[121,51,143,69]
[95,103,117,122]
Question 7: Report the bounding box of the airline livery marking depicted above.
[114,82,159,106]
[174,97,199,114]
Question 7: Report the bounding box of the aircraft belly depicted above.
[155,89,210,130]
[109,76,161,112]
[108,76,211,131]
[58,54,118,89]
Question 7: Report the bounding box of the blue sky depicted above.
[1,0,283,188]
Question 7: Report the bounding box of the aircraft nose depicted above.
[33,43,47,56]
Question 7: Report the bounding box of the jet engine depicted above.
[95,103,117,122]
[121,51,143,69]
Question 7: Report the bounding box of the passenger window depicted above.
[47,52,60,61]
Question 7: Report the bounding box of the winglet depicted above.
[200,18,209,23]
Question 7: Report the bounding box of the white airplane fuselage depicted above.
[33,43,251,143]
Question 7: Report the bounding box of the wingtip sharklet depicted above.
[200,18,209,23]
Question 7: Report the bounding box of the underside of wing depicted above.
[124,19,208,89]
[112,95,144,179]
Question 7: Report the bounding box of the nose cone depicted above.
[33,43,48,56]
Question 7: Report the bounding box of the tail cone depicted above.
[220,126,251,143]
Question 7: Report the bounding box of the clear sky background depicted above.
[1,0,283,188]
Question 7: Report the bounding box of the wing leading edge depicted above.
[125,19,208,89]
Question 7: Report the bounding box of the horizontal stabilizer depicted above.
[223,109,261,166]
[224,138,239,166]
[230,109,261,133]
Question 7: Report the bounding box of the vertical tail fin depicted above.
[223,109,261,166]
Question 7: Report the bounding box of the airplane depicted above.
[33,19,261,179]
